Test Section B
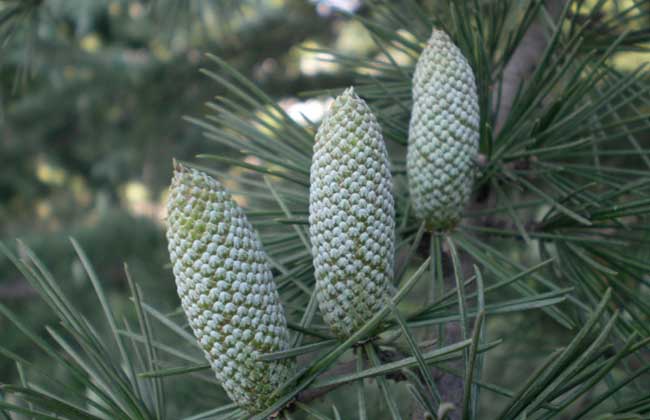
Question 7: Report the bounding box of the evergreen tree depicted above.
[1,1,650,419]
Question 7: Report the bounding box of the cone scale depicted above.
[166,163,293,414]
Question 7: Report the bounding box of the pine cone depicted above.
[309,88,395,338]
[166,163,293,414]
[407,29,480,230]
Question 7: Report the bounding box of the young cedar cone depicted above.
[407,29,480,231]
[309,87,395,338]
[166,163,293,414]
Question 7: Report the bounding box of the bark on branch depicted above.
[495,0,568,134]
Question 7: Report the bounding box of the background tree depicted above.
[0,0,351,389]
[1,0,650,419]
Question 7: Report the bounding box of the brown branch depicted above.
[292,340,470,418]
[293,344,406,406]
[293,358,361,405]
[495,0,568,134]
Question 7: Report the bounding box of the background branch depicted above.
[495,0,568,133]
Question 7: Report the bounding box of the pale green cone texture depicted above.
[407,29,480,230]
[309,88,395,338]
[166,164,293,414]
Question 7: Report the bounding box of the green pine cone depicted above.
[309,87,395,338]
[407,29,480,230]
[166,163,293,414]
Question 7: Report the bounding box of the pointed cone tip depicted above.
[429,28,451,43]
[332,86,361,108]
[172,159,187,174]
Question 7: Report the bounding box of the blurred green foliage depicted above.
[0,0,353,391]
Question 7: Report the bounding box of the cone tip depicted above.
[172,158,185,174]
